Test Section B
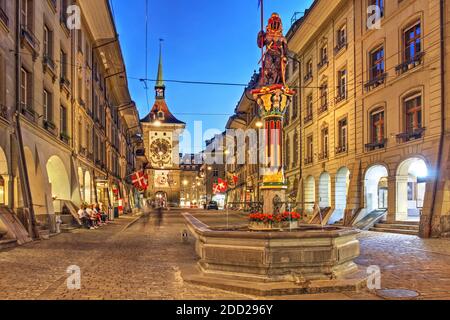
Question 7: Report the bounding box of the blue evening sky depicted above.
[111,0,313,152]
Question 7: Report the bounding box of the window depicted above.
[43,25,53,59]
[78,75,83,101]
[78,120,83,151]
[60,49,67,79]
[319,45,328,68]
[77,29,83,53]
[367,109,385,149]
[320,82,328,113]
[60,0,68,22]
[337,69,347,102]
[306,135,313,164]
[368,0,384,18]
[405,93,422,136]
[369,46,385,80]
[285,135,290,169]
[20,68,32,109]
[43,90,52,121]
[304,59,313,82]
[291,95,298,120]
[335,25,347,53]
[21,0,33,31]
[60,105,67,134]
[337,118,348,153]
[404,23,421,62]
[293,130,299,166]
[304,94,313,123]
[321,127,329,160]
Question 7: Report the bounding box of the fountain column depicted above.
[252,85,294,214]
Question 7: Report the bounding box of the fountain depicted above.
[182,13,366,296]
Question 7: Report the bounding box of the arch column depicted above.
[395,175,409,222]
[387,176,397,223]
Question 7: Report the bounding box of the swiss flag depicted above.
[217,178,228,193]
[132,171,148,190]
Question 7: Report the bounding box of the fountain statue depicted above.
[182,13,366,296]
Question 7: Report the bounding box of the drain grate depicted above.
[376,289,420,300]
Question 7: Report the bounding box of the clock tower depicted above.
[140,44,186,207]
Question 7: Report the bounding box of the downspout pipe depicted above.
[428,0,446,238]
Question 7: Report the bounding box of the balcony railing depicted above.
[60,76,71,92]
[318,103,328,114]
[0,104,8,120]
[336,145,347,155]
[43,55,56,74]
[0,6,9,29]
[335,90,347,104]
[21,26,40,56]
[304,157,313,165]
[317,58,328,70]
[21,104,36,122]
[334,41,347,55]
[303,72,313,83]
[318,152,329,161]
[78,98,86,108]
[365,138,387,151]
[44,120,57,135]
[60,132,70,144]
[396,127,426,142]
[304,113,313,124]
[395,52,425,75]
[364,73,387,92]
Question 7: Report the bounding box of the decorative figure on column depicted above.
[257,13,289,87]
[251,12,296,217]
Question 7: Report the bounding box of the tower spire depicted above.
[155,39,165,99]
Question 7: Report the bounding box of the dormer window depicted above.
[157,111,165,120]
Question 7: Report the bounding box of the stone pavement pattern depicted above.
[0,210,450,300]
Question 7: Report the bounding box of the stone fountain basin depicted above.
[182,213,367,295]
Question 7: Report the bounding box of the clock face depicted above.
[150,138,171,167]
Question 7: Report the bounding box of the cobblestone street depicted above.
[1,210,450,300]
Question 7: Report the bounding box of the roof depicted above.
[140,99,185,125]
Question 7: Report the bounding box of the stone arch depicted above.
[84,170,92,204]
[335,167,350,210]
[304,175,315,213]
[395,157,428,221]
[364,164,389,213]
[318,172,331,208]
[46,155,71,214]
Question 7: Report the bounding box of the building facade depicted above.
[285,0,450,237]
[0,0,142,238]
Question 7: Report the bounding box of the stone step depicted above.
[60,225,79,233]
[0,239,18,250]
[374,223,419,231]
[369,227,419,236]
